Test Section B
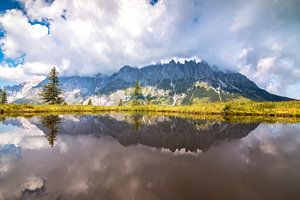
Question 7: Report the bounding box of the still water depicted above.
[0,114,299,200]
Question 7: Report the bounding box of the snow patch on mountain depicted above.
[160,57,203,65]
[6,81,40,103]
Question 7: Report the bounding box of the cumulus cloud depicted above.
[0,0,299,98]
[0,118,49,150]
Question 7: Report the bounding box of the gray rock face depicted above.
[36,75,109,97]
[4,83,25,93]
[4,59,291,104]
[107,60,214,86]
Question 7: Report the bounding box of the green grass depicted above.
[0,101,300,118]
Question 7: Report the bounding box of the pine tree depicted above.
[0,89,7,104]
[87,98,92,105]
[2,89,7,104]
[0,89,2,103]
[40,67,64,104]
[132,81,143,105]
[133,81,142,97]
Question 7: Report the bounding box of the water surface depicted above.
[0,114,299,200]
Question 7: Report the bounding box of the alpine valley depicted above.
[4,60,291,105]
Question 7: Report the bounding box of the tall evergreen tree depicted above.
[0,89,2,103]
[2,89,7,104]
[87,98,92,105]
[40,67,64,104]
[132,81,143,105]
[133,81,142,97]
[0,89,8,104]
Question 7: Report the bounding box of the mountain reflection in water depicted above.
[34,114,259,152]
[0,114,300,200]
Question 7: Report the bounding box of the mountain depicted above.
[4,59,291,105]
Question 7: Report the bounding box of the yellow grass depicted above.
[0,101,300,117]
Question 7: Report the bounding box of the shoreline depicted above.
[0,101,300,120]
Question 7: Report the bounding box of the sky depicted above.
[0,0,299,99]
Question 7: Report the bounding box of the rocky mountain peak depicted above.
[4,59,292,105]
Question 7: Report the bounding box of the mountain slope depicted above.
[4,60,291,105]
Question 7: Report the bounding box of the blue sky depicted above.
[0,0,299,99]
[0,0,21,13]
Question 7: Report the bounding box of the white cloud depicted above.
[0,118,48,150]
[230,4,257,32]
[0,63,45,83]
[257,57,276,74]
[0,9,50,58]
[0,0,299,98]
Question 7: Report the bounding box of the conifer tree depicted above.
[87,98,92,105]
[40,67,64,104]
[0,89,8,104]
[133,81,142,97]
[2,89,7,104]
[0,89,2,103]
[132,81,143,105]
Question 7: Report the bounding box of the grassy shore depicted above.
[0,101,300,117]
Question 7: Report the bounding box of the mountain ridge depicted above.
[4,59,292,105]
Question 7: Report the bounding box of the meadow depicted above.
[1,101,300,118]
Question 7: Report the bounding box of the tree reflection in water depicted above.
[0,116,5,123]
[39,115,61,147]
[131,113,143,130]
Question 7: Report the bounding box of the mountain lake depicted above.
[0,113,299,200]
